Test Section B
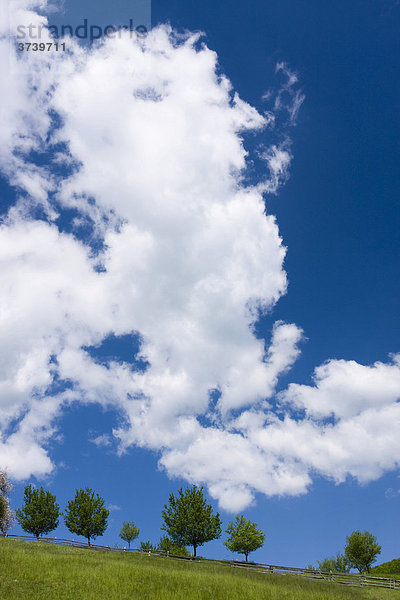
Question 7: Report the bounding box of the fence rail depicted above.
[3,534,400,590]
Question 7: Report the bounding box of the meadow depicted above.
[0,538,398,600]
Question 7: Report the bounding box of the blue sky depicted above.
[1,0,399,567]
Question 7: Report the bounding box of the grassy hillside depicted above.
[370,559,400,578]
[0,539,397,600]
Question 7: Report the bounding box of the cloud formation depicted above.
[0,1,399,511]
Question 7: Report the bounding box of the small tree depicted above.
[0,470,14,536]
[161,485,221,557]
[335,552,350,573]
[119,521,140,550]
[317,557,336,572]
[140,540,155,552]
[16,485,59,539]
[224,515,265,562]
[64,487,109,546]
[317,553,350,573]
[158,535,190,556]
[344,530,381,573]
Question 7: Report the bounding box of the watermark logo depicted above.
[16,19,148,43]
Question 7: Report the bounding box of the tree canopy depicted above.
[161,485,221,557]
[16,484,59,539]
[64,487,109,546]
[224,515,265,562]
[119,521,140,550]
[344,530,381,573]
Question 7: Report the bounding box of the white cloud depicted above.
[280,355,400,420]
[90,434,113,448]
[274,62,305,125]
[0,2,399,512]
[259,142,293,194]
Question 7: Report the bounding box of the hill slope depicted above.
[371,559,400,577]
[0,539,396,600]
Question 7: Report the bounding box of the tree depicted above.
[317,557,336,572]
[0,497,14,537]
[158,535,190,556]
[317,553,350,573]
[161,485,221,557]
[335,552,350,573]
[0,495,7,522]
[119,521,140,550]
[224,515,265,562]
[140,540,156,552]
[0,470,13,497]
[344,530,381,573]
[16,485,59,539]
[0,470,14,536]
[64,487,109,546]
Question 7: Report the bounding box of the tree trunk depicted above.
[193,544,197,557]
[128,541,131,550]
[245,553,248,562]
[88,537,91,547]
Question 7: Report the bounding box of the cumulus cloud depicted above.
[280,355,400,420]
[0,1,399,512]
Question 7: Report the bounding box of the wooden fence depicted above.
[229,561,400,590]
[3,534,400,590]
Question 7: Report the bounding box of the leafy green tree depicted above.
[64,488,109,546]
[161,486,221,557]
[16,485,59,539]
[317,557,337,572]
[335,552,350,573]
[140,540,156,552]
[158,535,190,556]
[317,553,350,573]
[119,521,140,550]
[224,515,265,562]
[344,530,381,573]
[0,470,14,536]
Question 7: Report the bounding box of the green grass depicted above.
[0,539,397,600]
